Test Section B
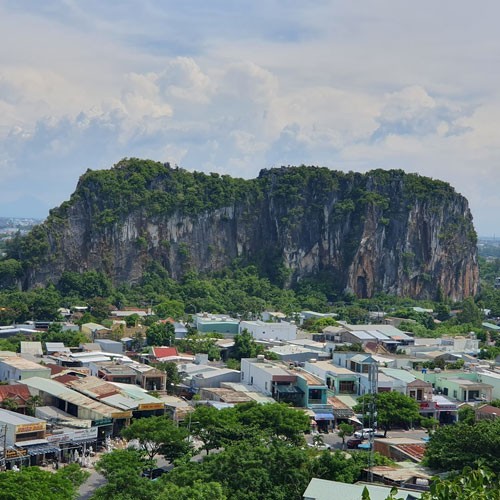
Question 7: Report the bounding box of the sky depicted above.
[1,1,499,236]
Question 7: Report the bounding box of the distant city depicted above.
[0,217,43,256]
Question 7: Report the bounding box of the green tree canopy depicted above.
[121,415,191,464]
[232,329,263,360]
[354,392,420,437]
[0,465,88,500]
[146,322,175,346]
[423,419,500,473]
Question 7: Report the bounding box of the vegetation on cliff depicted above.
[1,159,478,302]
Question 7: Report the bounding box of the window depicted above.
[265,382,268,391]
[241,372,244,381]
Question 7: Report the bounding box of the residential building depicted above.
[194,313,239,335]
[0,408,56,467]
[0,384,32,414]
[0,356,51,382]
[239,319,297,341]
[304,360,359,395]
[303,478,421,500]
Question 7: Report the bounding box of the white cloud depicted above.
[0,1,499,234]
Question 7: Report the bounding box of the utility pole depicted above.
[367,362,378,483]
[0,424,7,470]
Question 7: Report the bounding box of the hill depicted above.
[1,159,478,300]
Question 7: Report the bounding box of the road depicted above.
[305,428,429,450]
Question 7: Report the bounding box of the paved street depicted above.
[305,427,429,451]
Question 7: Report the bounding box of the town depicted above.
[0,298,499,498]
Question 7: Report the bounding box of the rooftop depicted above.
[0,356,50,371]
[0,408,45,426]
[303,478,421,500]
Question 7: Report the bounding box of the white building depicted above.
[0,357,51,382]
[239,320,297,341]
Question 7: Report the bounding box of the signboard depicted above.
[47,427,98,443]
[111,411,132,419]
[138,403,164,411]
[16,422,46,433]
[92,418,112,426]
[6,449,27,459]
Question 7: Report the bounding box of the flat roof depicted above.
[380,368,417,384]
[308,360,357,376]
[0,357,49,371]
[0,408,45,426]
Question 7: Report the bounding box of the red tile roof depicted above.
[0,384,31,403]
[152,346,178,359]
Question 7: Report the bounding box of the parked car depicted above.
[346,438,364,449]
[307,442,331,451]
[142,467,170,480]
[354,428,375,439]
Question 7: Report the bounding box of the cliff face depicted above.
[10,160,479,300]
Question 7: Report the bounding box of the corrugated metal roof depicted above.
[22,377,116,417]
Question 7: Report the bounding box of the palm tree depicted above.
[26,395,43,416]
[312,434,325,448]
[1,397,19,412]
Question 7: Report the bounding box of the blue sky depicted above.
[1,1,499,235]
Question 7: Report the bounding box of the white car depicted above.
[353,428,375,439]
[307,442,331,451]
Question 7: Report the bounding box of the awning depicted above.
[72,438,98,445]
[24,444,60,456]
[314,413,334,420]
[348,416,363,425]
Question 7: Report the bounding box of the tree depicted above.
[93,448,156,500]
[154,361,182,392]
[156,481,227,500]
[424,419,500,473]
[146,322,175,346]
[0,397,19,412]
[121,416,191,467]
[125,313,141,328]
[457,297,482,325]
[0,465,87,500]
[354,392,420,437]
[458,405,476,425]
[155,299,185,320]
[26,395,43,416]
[232,329,263,360]
[338,422,354,448]
[420,416,439,435]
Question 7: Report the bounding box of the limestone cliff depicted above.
[6,159,479,300]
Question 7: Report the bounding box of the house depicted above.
[240,357,332,423]
[0,384,32,413]
[475,404,500,421]
[303,478,421,500]
[303,360,359,394]
[91,362,137,384]
[95,339,123,354]
[0,408,56,467]
[0,357,51,382]
[194,313,239,335]
[239,320,297,341]
[20,342,43,357]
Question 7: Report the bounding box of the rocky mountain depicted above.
[3,159,479,300]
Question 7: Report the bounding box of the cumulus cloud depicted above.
[0,1,499,235]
